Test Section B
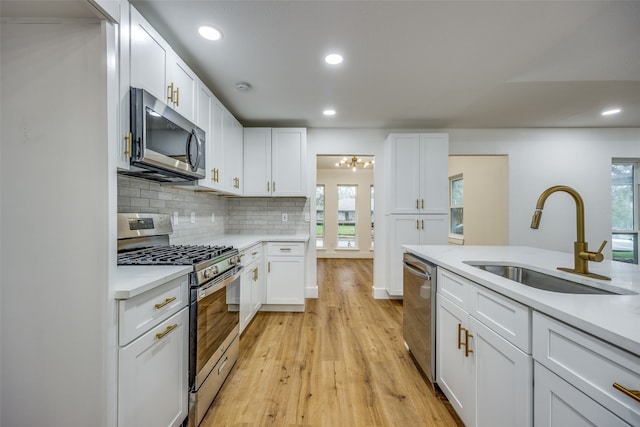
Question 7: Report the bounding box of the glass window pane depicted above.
[316,185,324,248]
[612,233,638,264]
[450,207,464,235]
[611,164,634,231]
[451,178,464,206]
[338,185,357,248]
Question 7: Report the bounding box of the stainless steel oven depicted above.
[189,264,242,427]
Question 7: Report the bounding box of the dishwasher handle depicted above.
[403,260,432,281]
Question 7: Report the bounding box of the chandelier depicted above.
[335,156,374,172]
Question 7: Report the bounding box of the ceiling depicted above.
[3,0,640,129]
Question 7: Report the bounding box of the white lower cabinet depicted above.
[265,242,305,307]
[240,243,263,334]
[532,312,639,426]
[117,275,189,427]
[436,268,532,427]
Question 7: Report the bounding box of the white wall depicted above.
[1,22,111,426]
[448,128,640,257]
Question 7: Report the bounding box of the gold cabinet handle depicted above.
[124,132,132,158]
[155,323,178,340]
[154,297,176,309]
[279,247,292,252]
[174,87,180,107]
[252,267,258,281]
[167,82,175,103]
[416,199,419,209]
[613,383,640,403]
[268,261,270,273]
[464,330,474,357]
[267,181,270,192]
[422,199,425,209]
[416,219,420,230]
[457,324,464,349]
[252,251,259,256]
[273,182,276,192]
[421,219,424,230]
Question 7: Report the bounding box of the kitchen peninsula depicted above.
[404,244,640,427]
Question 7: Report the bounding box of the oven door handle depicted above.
[196,266,243,301]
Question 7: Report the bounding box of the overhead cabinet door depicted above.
[271,128,307,196]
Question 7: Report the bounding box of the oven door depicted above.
[189,266,242,391]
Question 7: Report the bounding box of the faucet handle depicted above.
[581,240,607,262]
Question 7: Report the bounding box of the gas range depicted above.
[117,213,241,286]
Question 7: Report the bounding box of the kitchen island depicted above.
[403,244,640,427]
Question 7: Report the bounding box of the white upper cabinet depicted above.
[129,6,196,123]
[243,128,307,197]
[387,133,449,214]
[222,112,243,195]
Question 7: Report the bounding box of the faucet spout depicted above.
[530,185,609,280]
[531,185,585,242]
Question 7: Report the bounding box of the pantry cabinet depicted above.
[118,275,189,427]
[243,128,307,197]
[436,268,532,427]
[129,6,196,122]
[265,242,305,308]
[386,133,449,214]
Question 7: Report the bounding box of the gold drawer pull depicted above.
[457,324,464,349]
[156,324,178,340]
[154,297,176,309]
[252,251,259,256]
[167,82,175,103]
[279,248,292,251]
[464,330,474,357]
[613,383,640,403]
[124,132,132,158]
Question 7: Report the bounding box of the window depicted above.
[316,185,325,248]
[337,185,357,248]
[370,185,375,249]
[450,175,464,236]
[611,161,639,264]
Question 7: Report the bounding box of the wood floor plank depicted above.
[200,259,460,427]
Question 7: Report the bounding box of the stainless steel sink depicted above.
[464,262,634,295]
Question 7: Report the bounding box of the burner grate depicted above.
[118,244,235,266]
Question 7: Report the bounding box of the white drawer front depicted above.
[437,269,474,313]
[242,243,262,264]
[474,286,531,353]
[267,241,305,257]
[533,312,640,426]
[119,274,189,346]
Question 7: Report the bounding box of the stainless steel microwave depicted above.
[125,87,205,183]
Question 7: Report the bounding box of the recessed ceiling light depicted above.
[601,108,622,116]
[323,109,336,116]
[198,26,223,41]
[324,54,343,65]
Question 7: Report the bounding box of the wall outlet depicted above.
[190,212,196,224]
[211,212,215,222]
[281,213,288,222]
[304,212,310,222]
[173,211,179,225]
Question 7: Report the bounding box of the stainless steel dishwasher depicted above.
[402,252,436,385]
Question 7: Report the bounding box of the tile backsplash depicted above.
[118,175,309,244]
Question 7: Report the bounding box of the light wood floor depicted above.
[201,258,461,427]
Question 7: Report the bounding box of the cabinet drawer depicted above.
[473,286,531,353]
[437,268,473,313]
[533,312,640,426]
[242,243,262,264]
[267,241,305,257]
[119,274,189,346]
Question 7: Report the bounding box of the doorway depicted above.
[316,155,375,259]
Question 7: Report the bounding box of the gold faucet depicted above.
[531,185,610,280]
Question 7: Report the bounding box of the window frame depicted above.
[612,160,639,264]
[449,174,464,238]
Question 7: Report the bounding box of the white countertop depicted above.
[403,245,640,357]
[114,234,310,299]
[113,265,192,299]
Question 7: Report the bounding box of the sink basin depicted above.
[464,262,633,295]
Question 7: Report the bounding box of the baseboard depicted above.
[260,304,305,312]
[372,285,389,299]
[305,285,318,299]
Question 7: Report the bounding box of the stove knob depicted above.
[230,256,240,265]
[211,265,219,275]
[203,269,211,279]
